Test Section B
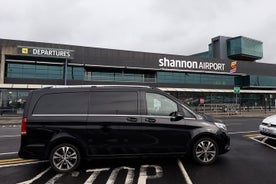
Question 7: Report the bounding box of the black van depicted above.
[19,85,230,173]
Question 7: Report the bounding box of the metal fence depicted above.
[195,103,276,116]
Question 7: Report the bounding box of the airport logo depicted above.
[158,57,226,72]
[230,61,237,73]
[21,48,29,54]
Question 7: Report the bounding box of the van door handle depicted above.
[145,118,156,123]
[127,117,138,122]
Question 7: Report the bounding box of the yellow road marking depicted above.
[0,158,37,165]
[244,133,262,138]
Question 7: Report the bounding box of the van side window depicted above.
[146,93,178,116]
[33,92,89,114]
[182,107,195,118]
[90,92,138,115]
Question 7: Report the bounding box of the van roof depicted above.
[44,85,152,89]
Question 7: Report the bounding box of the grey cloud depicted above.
[0,0,275,63]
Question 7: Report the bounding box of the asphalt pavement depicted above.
[1,117,276,184]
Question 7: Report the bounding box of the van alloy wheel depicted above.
[193,138,218,165]
[50,144,80,173]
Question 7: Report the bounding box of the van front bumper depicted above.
[218,131,230,154]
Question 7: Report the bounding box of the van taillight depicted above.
[21,117,27,136]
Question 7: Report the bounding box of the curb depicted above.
[208,112,275,119]
[0,117,21,125]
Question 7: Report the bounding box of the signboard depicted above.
[17,46,74,59]
[230,61,237,73]
[158,57,226,72]
[157,56,234,74]
[234,87,240,94]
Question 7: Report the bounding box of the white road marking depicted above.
[262,137,268,143]
[250,137,276,150]
[1,125,20,128]
[228,130,259,135]
[71,171,80,177]
[0,135,20,138]
[138,165,163,184]
[177,159,193,184]
[45,174,63,184]
[107,166,135,184]
[0,151,18,156]
[16,167,51,184]
[85,165,163,184]
[85,168,110,184]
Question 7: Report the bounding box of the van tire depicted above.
[49,143,81,173]
[192,137,218,165]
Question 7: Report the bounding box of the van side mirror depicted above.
[170,111,184,121]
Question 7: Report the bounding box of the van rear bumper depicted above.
[18,144,47,159]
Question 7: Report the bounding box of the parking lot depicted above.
[1,117,276,184]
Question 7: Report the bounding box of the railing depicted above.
[196,104,240,115]
[195,103,276,116]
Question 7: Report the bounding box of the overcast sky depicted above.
[0,0,276,63]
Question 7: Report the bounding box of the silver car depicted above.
[260,115,276,139]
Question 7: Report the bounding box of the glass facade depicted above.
[168,91,275,112]
[235,75,276,87]
[3,60,276,115]
[6,63,84,80]
[6,63,63,79]
[190,51,210,59]
[85,68,156,83]
[157,72,235,86]
[6,63,64,79]
[67,66,85,80]
[250,75,276,87]
[190,44,213,59]
[8,62,275,88]
[84,70,235,85]
[227,37,263,60]
[227,38,242,56]
[0,89,30,115]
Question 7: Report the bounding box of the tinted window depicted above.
[33,92,89,114]
[182,107,195,118]
[146,93,178,116]
[90,91,138,115]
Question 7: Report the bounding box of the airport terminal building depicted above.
[0,36,276,113]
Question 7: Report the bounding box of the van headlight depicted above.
[214,122,227,131]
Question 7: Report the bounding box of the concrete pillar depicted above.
[211,36,231,60]
[0,49,5,84]
[0,46,16,84]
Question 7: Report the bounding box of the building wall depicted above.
[0,38,276,114]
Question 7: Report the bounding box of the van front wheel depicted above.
[192,138,218,165]
[49,143,80,173]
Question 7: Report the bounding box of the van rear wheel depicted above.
[192,138,218,165]
[49,143,80,173]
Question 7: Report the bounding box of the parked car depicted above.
[18,85,230,173]
[259,114,276,138]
